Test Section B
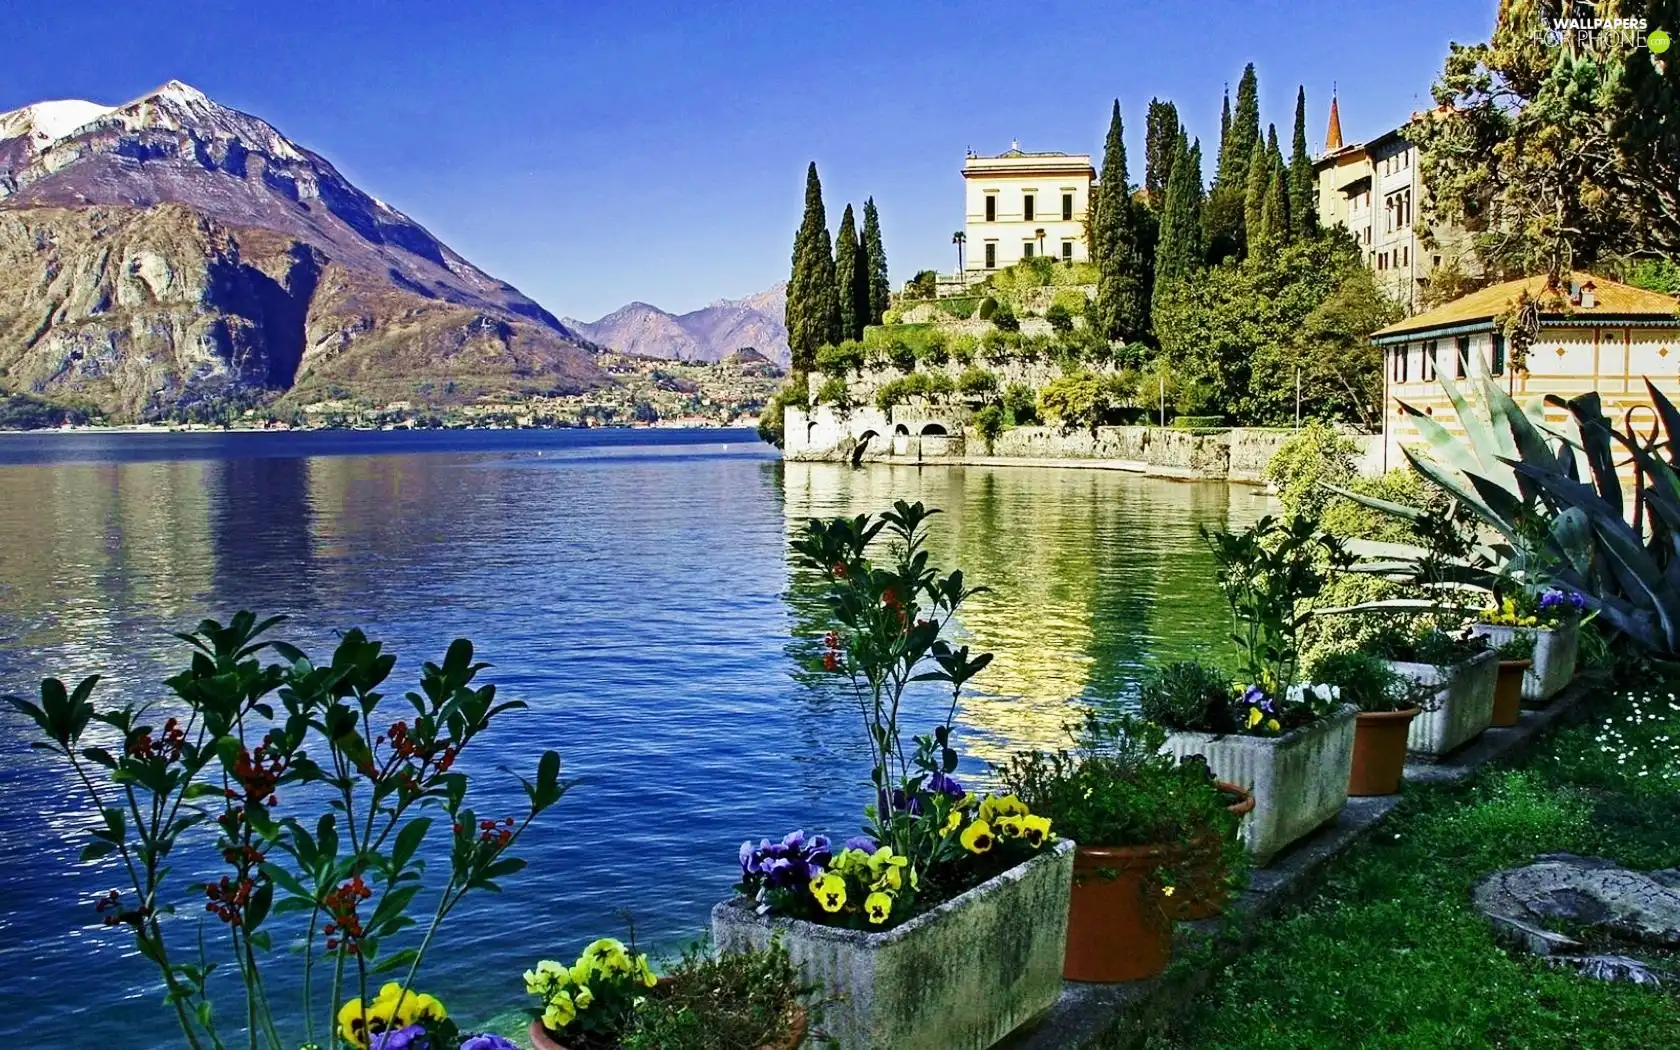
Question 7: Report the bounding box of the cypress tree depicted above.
[835,203,865,341]
[1152,132,1204,309]
[786,162,840,373]
[1222,64,1261,190]
[860,198,890,326]
[1242,138,1270,255]
[1258,156,1290,254]
[1288,86,1318,240]
[1214,87,1234,187]
[1093,100,1150,342]
[1144,98,1181,208]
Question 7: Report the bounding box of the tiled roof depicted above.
[1372,272,1680,339]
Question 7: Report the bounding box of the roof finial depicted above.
[1325,85,1344,152]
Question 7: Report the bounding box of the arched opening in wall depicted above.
[805,421,818,445]
[893,424,910,437]
[920,423,949,437]
[852,431,878,466]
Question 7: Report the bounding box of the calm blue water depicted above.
[0,428,1264,1047]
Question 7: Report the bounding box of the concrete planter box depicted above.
[1161,705,1357,866]
[712,838,1074,1050]
[1383,649,1498,757]
[1470,620,1579,702]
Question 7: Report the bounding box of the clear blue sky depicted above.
[6,1,1494,321]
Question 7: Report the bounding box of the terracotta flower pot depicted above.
[1164,781,1256,921]
[1492,659,1532,727]
[530,1004,808,1050]
[1065,843,1173,982]
[1347,707,1421,796]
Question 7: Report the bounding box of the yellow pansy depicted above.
[574,984,594,1010]
[1265,718,1281,733]
[1019,814,1054,847]
[634,954,658,988]
[810,872,847,912]
[1163,884,1176,897]
[961,819,996,854]
[1247,707,1264,729]
[571,959,594,986]
[994,814,1025,839]
[867,847,908,891]
[337,993,400,1050]
[542,989,577,1031]
[940,808,963,837]
[865,891,893,924]
[978,794,1028,823]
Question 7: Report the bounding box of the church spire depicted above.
[1325,85,1344,152]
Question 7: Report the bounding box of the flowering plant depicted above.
[1139,661,1343,736]
[1481,587,1586,628]
[3,612,570,1050]
[738,793,1053,929]
[525,937,659,1042]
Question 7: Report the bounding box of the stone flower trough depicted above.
[1470,620,1579,702]
[1161,705,1357,866]
[1383,648,1498,758]
[712,838,1075,1050]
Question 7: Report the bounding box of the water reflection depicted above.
[780,462,1272,763]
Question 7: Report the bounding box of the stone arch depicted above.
[920,422,949,437]
[893,423,910,436]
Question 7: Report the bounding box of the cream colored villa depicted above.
[1371,273,1680,471]
[962,142,1094,275]
[1314,98,1472,311]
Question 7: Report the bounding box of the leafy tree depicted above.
[1144,98,1181,207]
[904,269,938,299]
[835,204,867,342]
[1410,0,1680,278]
[861,198,891,325]
[1093,100,1151,342]
[1045,301,1074,332]
[991,301,1020,332]
[1288,85,1318,240]
[1153,134,1205,310]
[1256,143,1291,255]
[787,163,840,373]
[1038,371,1109,431]
[1153,230,1397,425]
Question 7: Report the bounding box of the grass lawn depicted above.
[1150,674,1680,1050]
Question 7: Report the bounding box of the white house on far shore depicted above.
[1371,272,1680,473]
[962,143,1094,275]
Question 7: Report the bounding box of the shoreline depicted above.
[0,420,759,437]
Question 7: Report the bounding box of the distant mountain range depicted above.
[0,81,604,420]
[565,283,789,367]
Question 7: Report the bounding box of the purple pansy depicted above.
[460,1036,519,1050]
[928,771,965,798]
[370,1025,427,1050]
[738,830,832,892]
[844,835,879,853]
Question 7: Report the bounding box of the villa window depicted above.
[1022,241,1034,259]
[1491,333,1506,376]
[1457,336,1471,378]
[1424,340,1438,380]
[1023,194,1035,222]
[1062,193,1073,221]
[985,196,997,222]
[1061,240,1073,261]
[984,242,996,269]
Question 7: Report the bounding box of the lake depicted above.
[0,428,1270,1047]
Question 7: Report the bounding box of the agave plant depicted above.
[1328,372,1680,656]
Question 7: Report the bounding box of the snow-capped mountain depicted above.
[0,80,602,419]
[565,282,789,366]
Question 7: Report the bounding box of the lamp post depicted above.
[953,231,966,282]
[1035,228,1046,257]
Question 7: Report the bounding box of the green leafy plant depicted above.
[974,404,1006,452]
[991,302,1020,332]
[524,935,658,1044]
[1002,383,1038,426]
[956,366,999,400]
[1045,302,1074,333]
[3,613,569,1050]
[1496,632,1537,662]
[1139,660,1237,733]
[620,939,815,1050]
[1365,619,1489,667]
[1203,515,1351,694]
[1308,650,1412,713]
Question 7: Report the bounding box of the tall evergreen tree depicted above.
[1093,100,1151,342]
[1144,98,1181,208]
[834,204,865,341]
[1222,64,1261,190]
[860,198,890,326]
[1288,86,1319,240]
[1258,157,1291,254]
[1152,132,1204,311]
[1217,88,1231,179]
[1242,138,1270,255]
[786,162,840,373]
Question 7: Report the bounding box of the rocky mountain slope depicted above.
[0,81,603,419]
[565,283,788,366]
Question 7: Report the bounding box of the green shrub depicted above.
[621,939,812,1050]
[875,371,953,413]
[1017,332,1052,363]
[948,333,979,365]
[1038,371,1107,431]
[815,339,866,378]
[1139,660,1236,733]
[977,296,999,321]
[1307,650,1409,713]
[756,380,809,448]
[911,330,949,367]
[974,403,1006,451]
[904,270,938,299]
[881,307,904,324]
[957,366,999,399]
[1003,383,1038,426]
[1051,288,1090,317]
[1171,415,1227,429]
[938,297,981,320]
[1044,301,1074,333]
[1263,421,1360,518]
[980,328,1023,362]
[814,376,851,409]
[991,302,1020,332]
